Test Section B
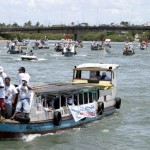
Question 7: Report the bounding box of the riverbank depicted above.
[0,31,148,42]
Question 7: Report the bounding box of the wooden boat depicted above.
[0,63,121,139]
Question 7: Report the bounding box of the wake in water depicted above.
[22,133,55,142]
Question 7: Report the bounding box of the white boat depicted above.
[33,37,49,50]
[104,39,111,53]
[21,52,38,61]
[139,41,147,50]
[62,39,77,56]
[123,42,135,56]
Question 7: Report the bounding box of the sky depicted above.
[0,0,150,26]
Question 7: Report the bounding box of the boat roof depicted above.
[74,63,119,71]
[32,83,104,96]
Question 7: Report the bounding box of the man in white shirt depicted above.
[17,67,31,85]
[0,77,5,118]
[11,77,32,120]
[4,77,18,119]
[0,66,7,83]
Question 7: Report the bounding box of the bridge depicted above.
[0,25,150,40]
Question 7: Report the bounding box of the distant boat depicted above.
[33,36,49,50]
[62,39,77,56]
[123,42,135,56]
[21,51,38,60]
[139,41,147,50]
[104,39,111,53]
[7,43,24,54]
[54,43,64,52]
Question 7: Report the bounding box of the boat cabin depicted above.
[72,63,119,86]
[29,83,101,122]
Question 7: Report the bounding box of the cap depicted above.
[102,72,106,76]
[22,77,28,83]
[0,66,3,72]
[18,67,25,72]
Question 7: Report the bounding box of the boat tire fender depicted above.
[97,102,104,115]
[115,97,121,109]
[15,113,30,123]
[53,111,62,126]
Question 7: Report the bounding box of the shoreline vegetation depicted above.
[0,31,149,42]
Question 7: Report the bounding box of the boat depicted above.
[33,37,49,50]
[54,43,64,52]
[7,43,24,54]
[62,39,77,56]
[139,41,148,50]
[123,42,135,56]
[104,39,111,53]
[21,51,38,61]
[91,41,104,50]
[0,63,121,139]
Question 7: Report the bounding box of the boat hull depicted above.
[63,51,76,57]
[21,55,38,60]
[0,107,115,139]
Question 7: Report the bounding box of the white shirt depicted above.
[17,73,31,85]
[17,85,30,100]
[0,77,5,98]
[0,72,7,82]
[5,84,18,104]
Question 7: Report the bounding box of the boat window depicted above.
[61,95,66,107]
[76,70,81,78]
[81,71,90,79]
[79,93,83,105]
[54,97,60,109]
[84,92,88,104]
[100,71,111,81]
[97,89,99,99]
[89,92,93,103]
[90,71,97,79]
[74,94,78,105]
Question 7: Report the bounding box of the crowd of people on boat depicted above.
[0,66,32,121]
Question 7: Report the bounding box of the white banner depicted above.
[69,103,96,122]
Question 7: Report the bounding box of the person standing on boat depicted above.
[0,66,7,84]
[0,77,5,118]
[10,77,32,120]
[17,67,31,85]
[4,77,18,119]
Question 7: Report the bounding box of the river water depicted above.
[0,41,150,150]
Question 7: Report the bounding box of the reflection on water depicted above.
[0,41,150,150]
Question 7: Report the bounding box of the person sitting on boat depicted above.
[67,97,73,105]
[29,50,34,56]
[101,72,110,81]
[4,77,18,119]
[96,71,101,80]
[10,77,32,120]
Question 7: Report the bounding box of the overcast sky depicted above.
[0,0,150,26]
